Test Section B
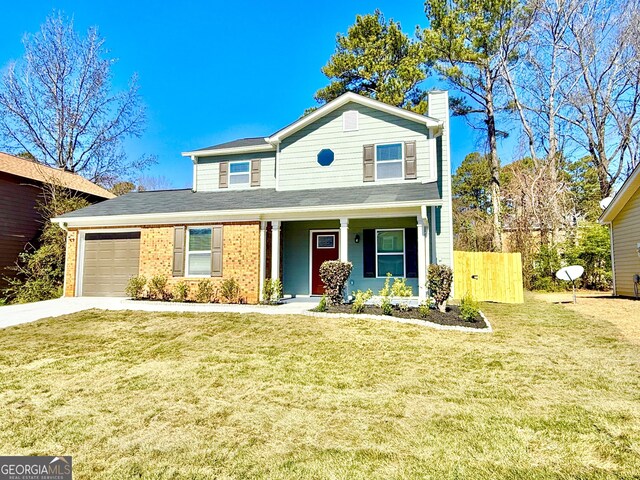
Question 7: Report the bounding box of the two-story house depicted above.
[52,91,454,303]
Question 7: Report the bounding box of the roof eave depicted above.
[266,92,443,144]
[51,199,443,228]
[181,142,274,158]
[598,163,640,224]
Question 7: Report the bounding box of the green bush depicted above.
[460,292,480,322]
[221,277,240,303]
[418,301,431,318]
[148,275,169,300]
[391,277,413,297]
[530,244,564,291]
[312,295,328,312]
[195,279,215,303]
[427,264,453,310]
[172,281,189,302]
[261,278,283,305]
[563,222,612,290]
[319,260,353,305]
[381,297,393,316]
[125,275,147,300]
[351,289,373,314]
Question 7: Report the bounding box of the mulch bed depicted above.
[322,304,488,329]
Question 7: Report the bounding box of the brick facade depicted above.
[65,222,261,304]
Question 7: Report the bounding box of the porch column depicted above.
[417,215,428,300]
[259,221,267,301]
[339,218,349,262]
[271,221,281,280]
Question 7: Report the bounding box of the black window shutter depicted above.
[363,229,376,278]
[405,227,418,278]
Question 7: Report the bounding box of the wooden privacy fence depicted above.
[453,251,524,304]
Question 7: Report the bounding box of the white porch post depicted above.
[339,218,349,262]
[259,221,267,301]
[271,221,281,280]
[417,214,428,300]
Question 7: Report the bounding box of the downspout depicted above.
[609,222,616,296]
[191,156,198,192]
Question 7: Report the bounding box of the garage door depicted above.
[81,232,141,296]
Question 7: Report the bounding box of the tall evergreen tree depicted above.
[313,10,429,113]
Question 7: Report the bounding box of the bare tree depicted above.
[0,13,152,186]
[556,0,640,197]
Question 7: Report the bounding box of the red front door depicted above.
[311,231,340,295]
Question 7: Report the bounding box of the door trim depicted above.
[75,228,142,296]
[308,229,340,296]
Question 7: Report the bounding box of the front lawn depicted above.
[0,295,639,478]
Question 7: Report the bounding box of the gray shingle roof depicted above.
[58,183,441,219]
[192,137,269,152]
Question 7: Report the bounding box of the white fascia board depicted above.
[51,199,443,228]
[181,142,274,158]
[599,163,640,223]
[266,92,443,144]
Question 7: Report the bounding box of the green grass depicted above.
[0,295,639,479]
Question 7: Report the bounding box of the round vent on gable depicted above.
[317,149,334,166]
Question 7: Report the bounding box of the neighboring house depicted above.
[0,152,115,291]
[599,163,640,298]
[52,91,454,303]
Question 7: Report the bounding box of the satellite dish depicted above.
[599,197,613,210]
[556,265,584,281]
[556,265,584,303]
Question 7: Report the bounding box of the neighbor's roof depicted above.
[0,152,115,199]
[54,182,441,225]
[191,137,270,152]
[599,162,640,223]
[182,92,444,157]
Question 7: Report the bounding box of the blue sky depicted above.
[0,1,510,188]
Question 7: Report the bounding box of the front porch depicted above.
[259,208,444,301]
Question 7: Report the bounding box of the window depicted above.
[375,143,403,180]
[376,229,404,277]
[343,110,359,131]
[317,234,335,249]
[187,227,212,276]
[228,161,250,187]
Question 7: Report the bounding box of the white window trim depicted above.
[374,142,404,182]
[316,234,336,249]
[228,160,251,189]
[186,227,213,277]
[375,228,405,278]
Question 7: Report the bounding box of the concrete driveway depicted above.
[0,296,320,329]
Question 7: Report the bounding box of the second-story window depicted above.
[375,143,403,180]
[229,161,251,187]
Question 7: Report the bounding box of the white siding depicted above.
[277,103,432,191]
[611,186,640,296]
[196,151,276,191]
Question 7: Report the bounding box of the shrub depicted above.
[261,278,283,305]
[221,278,240,303]
[397,300,410,312]
[319,260,353,305]
[172,281,189,302]
[351,289,373,314]
[460,292,480,322]
[391,277,413,297]
[380,297,393,316]
[125,275,147,300]
[418,301,431,318]
[148,275,169,300]
[312,295,328,312]
[427,264,453,311]
[195,279,214,303]
[530,244,564,291]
